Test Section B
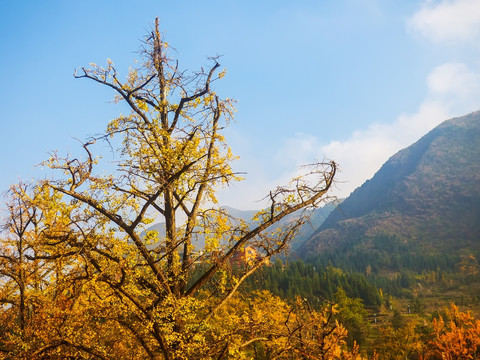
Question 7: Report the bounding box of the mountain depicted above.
[298,111,480,260]
[220,206,257,222]
[285,201,339,249]
[141,203,337,250]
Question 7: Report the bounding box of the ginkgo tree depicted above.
[0,183,39,347]
[1,19,338,359]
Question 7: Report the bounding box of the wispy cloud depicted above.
[427,62,480,109]
[218,1,480,211]
[408,0,480,43]
[272,61,480,199]
[219,61,480,209]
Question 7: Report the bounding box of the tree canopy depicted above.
[0,19,341,359]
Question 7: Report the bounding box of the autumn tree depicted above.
[373,315,424,360]
[277,298,365,360]
[4,18,337,359]
[425,304,480,359]
[0,183,39,353]
[0,183,120,359]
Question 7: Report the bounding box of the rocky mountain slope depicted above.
[298,111,480,259]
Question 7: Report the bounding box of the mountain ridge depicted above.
[142,203,338,250]
[299,110,480,258]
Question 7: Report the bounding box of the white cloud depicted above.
[275,134,322,167]
[219,62,480,209]
[322,102,449,197]
[427,62,480,100]
[271,62,480,199]
[408,0,480,43]
[220,3,480,211]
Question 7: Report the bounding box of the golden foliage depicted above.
[0,18,336,360]
[426,304,480,360]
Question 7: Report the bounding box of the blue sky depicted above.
[1,0,480,209]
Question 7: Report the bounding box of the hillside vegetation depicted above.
[300,111,480,259]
